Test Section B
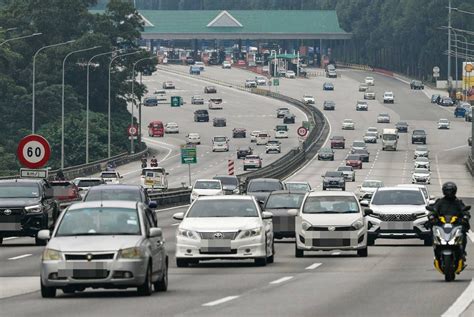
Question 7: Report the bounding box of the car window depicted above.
[100,172,118,178]
[286,183,310,191]
[84,188,141,202]
[214,177,239,186]
[0,183,40,198]
[325,172,343,177]
[248,181,283,192]
[265,194,305,209]
[303,196,359,214]
[56,207,141,236]
[194,181,221,190]
[76,179,103,187]
[187,199,258,217]
[371,190,425,205]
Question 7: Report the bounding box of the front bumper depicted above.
[323,182,344,189]
[366,215,430,240]
[296,228,366,251]
[0,211,48,237]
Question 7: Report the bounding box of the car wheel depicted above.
[154,257,168,292]
[367,237,375,246]
[137,263,153,296]
[322,186,326,191]
[176,258,189,268]
[423,237,433,246]
[357,247,368,257]
[41,280,56,298]
[254,257,267,266]
[267,241,275,264]
[243,167,247,171]
[352,176,356,182]
[342,186,346,191]
[295,243,304,258]
[0,237,3,245]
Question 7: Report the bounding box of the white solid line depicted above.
[202,296,240,307]
[8,254,32,260]
[468,230,474,243]
[441,279,474,317]
[3,237,18,241]
[305,263,322,270]
[270,276,294,284]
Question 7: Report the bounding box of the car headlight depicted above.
[177,228,199,240]
[236,227,262,239]
[42,248,61,261]
[351,219,364,230]
[25,204,43,213]
[301,221,311,231]
[118,247,143,259]
[191,192,199,199]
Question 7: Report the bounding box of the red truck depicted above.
[148,121,164,137]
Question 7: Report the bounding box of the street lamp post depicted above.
[107,50,140,158]
[32,39,75,134]
[86,49,121,164]
[131,56,157,154]
[60,45,101,169]
[0,32,42,47]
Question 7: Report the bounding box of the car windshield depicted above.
[353,141,365,147]
[85,188,141,202]
[276,125,288,131]
[413,130,425,135]
[344,120,353,123]
[439,119,449,123]
[101,172,118,178]
[362,181,383,188]
[325,172,343,177]
[214,137,227,142]
[248,181,283,192]
[385,93,393,96]
[397,122,407,126]
[56,207,141,236]
[76,179,103,187]
[379,114,389,117]
[325,101,335,105]
[414,168,429,174]
[332,136,344,140]
[0,183,40,198]
[194,181,221,190]
[187,199,258,217]
[416,157,429,162]
[320,148,332,153]
[246,155,259,159]
[346,155,360,160]
[383,134,397,141]
[366,132,377,137]
[416,146,428,151]
[265,193,305,209]
[286,183,310,191]
[337,167,352,171]
[141,168,165,176]
[303,196,359,214]
[371,190,425,205]
[214,177,238,186]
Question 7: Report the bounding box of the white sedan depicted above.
[250,130,261,142]
[365,76,375,86]
[412,168,431,184]
[438,118,450,129]
[285,70,296,78]
[342,119,355,130]
[173,195,274,267]
[164,122,179,134]
[189,179,223,203]
[302,95,315,104]
[186,132,201,144]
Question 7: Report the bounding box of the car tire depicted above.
[322,186,326,191]
[357,247,368,257]
[154,257,168,292]
[295,244,304,258]
[423,237,433,246]
[342,186,346,191]
[176,258,189,268]
[352,177,356,182]
[254,257,267,267]
[137,263,153,296]
[367,237,375,246]
[0,237,3,245]
[267,242,275,264]
[41,280,56,298]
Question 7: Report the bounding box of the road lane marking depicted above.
[468,230,474,243]
[305,263,322,270]
[441,278,474,317]
[269,276,294,284]
[202,296,240,306]
[8,254,32,260]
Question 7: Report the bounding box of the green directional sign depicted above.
[171,96,181,107]
[273,78,280,86]
[302,120,310,130]
[181,145,197,164]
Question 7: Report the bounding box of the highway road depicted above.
[1,65,473,316]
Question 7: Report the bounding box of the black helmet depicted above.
[442,182,457,199]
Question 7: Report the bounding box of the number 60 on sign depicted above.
[16,134,51,169]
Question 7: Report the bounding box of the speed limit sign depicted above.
[16,134,51,169]
[127,125,138,136]
[297,126,308,137]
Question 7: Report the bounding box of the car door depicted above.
[143,209,162,275]
[42,182,57,226]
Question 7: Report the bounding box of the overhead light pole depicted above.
[0,32,41,47]
[32,39,75,133]
[107,50,140,158]
[60,45,101,169]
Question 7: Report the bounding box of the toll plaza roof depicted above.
[95,10,351,40]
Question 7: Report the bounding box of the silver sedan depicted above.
[39,201,168,297]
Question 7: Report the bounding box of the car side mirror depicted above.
[428,199,435,205]
[463,206,471,212]
[37,229,50,240]
[363,209,373,216]
[287,209,298,216]
[426,205,434,211]
[262,211,273,219]
[149,228,162,239]
[429,195,435,200]
[172,212,184,221]
[148,201,158,209]
[360,200,369,207]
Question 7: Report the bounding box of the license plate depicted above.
[0,222,21,231]
[201,239,231,253]
[380,222,413,230]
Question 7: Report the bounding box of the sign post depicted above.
[181,144,197,186]
[17,134,51,169]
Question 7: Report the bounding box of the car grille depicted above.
[307,226,356,231]
[65,253,115,261]
[199,232,238,240]
[72,270,109,279]
[0,208,24,215]
[378,214,417,221]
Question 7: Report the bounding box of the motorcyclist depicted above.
[55,169,65,181]
[427,182,471,260]
[141,155,147,168]
[106,161,116,171]
[150,156,158,167]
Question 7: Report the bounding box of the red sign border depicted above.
[127,125,138,136]
[297,126,308,137]
[17,134,51,169]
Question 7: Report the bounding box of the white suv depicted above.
[190,179,223,203]
[212,136,229,152]
[290,191,368,257]
[383,91,394,103]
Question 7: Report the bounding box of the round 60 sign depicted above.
[16,134,51,169]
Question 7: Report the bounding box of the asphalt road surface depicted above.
[1,65,473,317]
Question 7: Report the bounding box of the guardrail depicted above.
[467,154,474,176]
[148,188,191,208]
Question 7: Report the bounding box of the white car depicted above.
[383,91,394,103]
[72,177,104,198]
[351,140,367,151]
[438,118,450,129]
[243,154,262,170]
[342,119,355,130]
[359,83,369,92]
[186,133,201,145]
[356,100,368,111]
[365,76,375,86]
[265,140,281,154]
[290,191,368,257]
[277,108,290,118]
[250,130,261,142]
[208,99,223,110]
[222,61,231,69]
[414,157,430,170]
[190,179,223,203]
[414,145,429,159]
[377,113,391,123]
[245,79,257,88]
[396,184,433,203]
[274,125,289,138]
[195,61,205,70]
[357,180,384,201]
[164,122,179,134]
[364,90,376,100]
[363,131,378,143]
[367,127,378,134]
[173,196,274,267]
[285,181,312,192]
[255,76,267,85]
[285,70,296,78]
[212,136,229,152]
[99,171,122,185]
[302,95,315,104]
[256,132,270,145]
[412,168,431,184]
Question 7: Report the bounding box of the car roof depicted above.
[376,186,421,192]
[195,179,220,182]
[88,184,141,191]
[214,175,238,179]
[198,195,253,201]
[74,177,103,181]
[249,178,280,183]
[307,191,357,198]
[268,190,307,195]
[68,200,139,210]
[0,178,43,184]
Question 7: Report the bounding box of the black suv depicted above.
[0,179,59,245]
[213,117,226,127]
[322,171,346,191]
[237,146,253,159]
[412,129,427,144]
[410,80,424,90]
[194,109,209,122]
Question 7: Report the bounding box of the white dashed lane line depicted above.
[8,254,32,261]
[269,276,294,284]
[305,263,323,270]
[202,296,240,307]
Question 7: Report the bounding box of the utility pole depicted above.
[447,0,452,86]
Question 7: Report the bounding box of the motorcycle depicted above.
[426,205,470,282]
[141,160,147,168]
